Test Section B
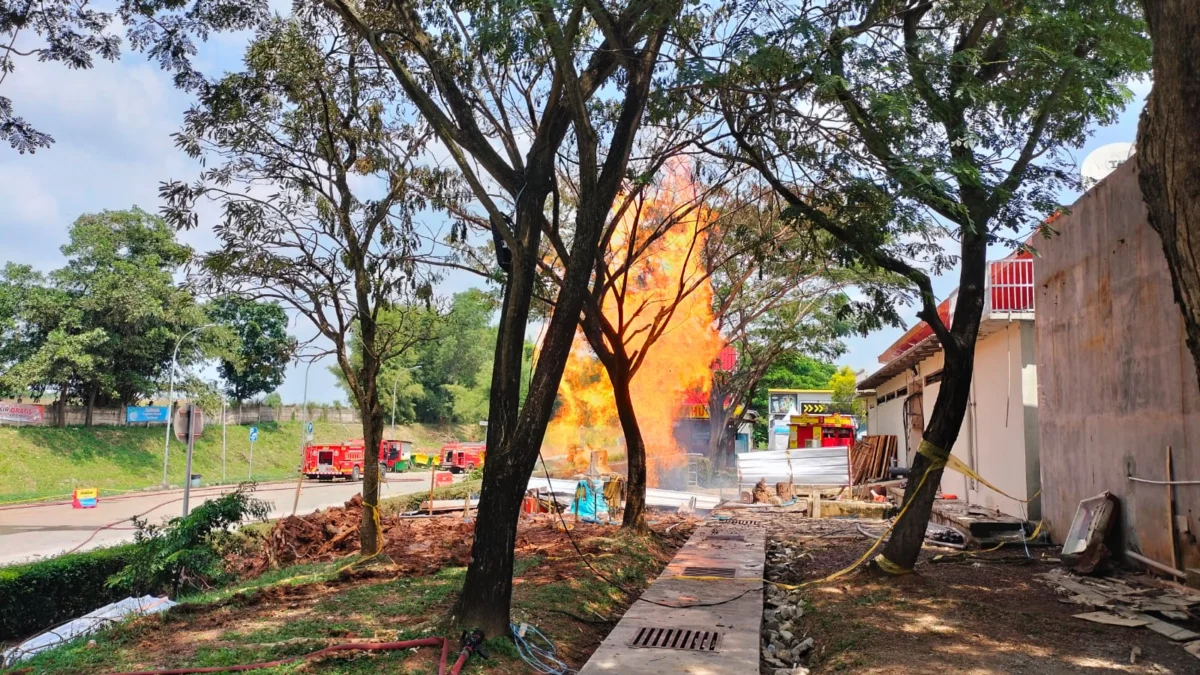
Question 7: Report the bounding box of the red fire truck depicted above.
[302,438,414,480]
[438,442,486,474]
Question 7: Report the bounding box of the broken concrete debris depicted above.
[761,572,814,672]
[1038,568,1200,660]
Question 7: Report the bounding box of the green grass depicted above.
[0,421,479,503]
[4,528,676,675]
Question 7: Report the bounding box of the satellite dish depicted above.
[1081,142,1135,188]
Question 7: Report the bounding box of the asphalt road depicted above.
[0,471,442,566]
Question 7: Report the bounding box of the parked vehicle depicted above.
[302,442,367,481]
[439,442,486,474]
[302,438,415,480]
[377,439,415,472]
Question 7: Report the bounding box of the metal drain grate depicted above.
[729,519,764,527]
[629,626,723,652]
[682,566,737,578]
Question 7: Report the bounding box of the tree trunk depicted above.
[354,307,386,555]
[612,372,648,531]
[878,231,988,572]
[458,187,554,636]
[1138,0,1200,388]
[57,382,68,428]
[85,386,96,427]
[359,399,384,555]
[707,383,736,468]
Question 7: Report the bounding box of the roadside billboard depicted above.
[126,406,171,423]
[0,402,45,424]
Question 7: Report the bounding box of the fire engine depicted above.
[302,438,414,480]
[438,442,486,474]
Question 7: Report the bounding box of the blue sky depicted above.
[0,29,1151,402]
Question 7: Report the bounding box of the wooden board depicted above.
[1073,612,1149,627]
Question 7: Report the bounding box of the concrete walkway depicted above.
[580,518,765,674]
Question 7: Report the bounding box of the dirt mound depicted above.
[236,494,475,577]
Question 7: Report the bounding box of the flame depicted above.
[542,160,724,486]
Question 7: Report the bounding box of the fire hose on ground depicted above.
[90,631,489,675]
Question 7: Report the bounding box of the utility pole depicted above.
[182,403,197,516]
[221,393,227,483]
[291,358,316,516]
[162,324,216,488]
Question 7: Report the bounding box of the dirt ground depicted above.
[765,514,1200,674]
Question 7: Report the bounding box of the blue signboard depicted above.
[127,406,170,423]
[248,426,259,443]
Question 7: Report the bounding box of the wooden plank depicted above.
[1137,614,1200,641]
[1073,612,1149,627]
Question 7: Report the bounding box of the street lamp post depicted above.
[162,324,217,489]
[291,358,318,516]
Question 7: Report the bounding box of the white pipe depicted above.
[1128,475,1200,486]
[1125,550,1185,579]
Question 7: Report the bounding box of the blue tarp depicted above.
[568,478,609,523]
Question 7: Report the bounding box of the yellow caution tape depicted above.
[917,440,1040,503]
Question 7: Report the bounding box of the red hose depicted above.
[102,637,473,675]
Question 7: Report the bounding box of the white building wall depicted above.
[930,324,1036,517]
[863,321,1039,519]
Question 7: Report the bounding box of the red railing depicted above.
[988,258,1035,313]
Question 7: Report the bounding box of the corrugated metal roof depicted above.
[736,447,850,487]
[857,334,941,390]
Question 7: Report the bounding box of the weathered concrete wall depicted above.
[1035,158,1200,571]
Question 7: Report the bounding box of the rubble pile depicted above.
[761,583,813,675]
[1038,568,1200,659]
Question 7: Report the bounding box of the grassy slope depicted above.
[0,421,481,503]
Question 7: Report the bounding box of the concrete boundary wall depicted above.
[0,403,361,427]
[1034,159,1200,571]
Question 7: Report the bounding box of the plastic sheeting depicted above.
[568,479,610,523]
[2,595,176,666]
[736,446,850,488]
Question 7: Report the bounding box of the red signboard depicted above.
[0,402,45,424]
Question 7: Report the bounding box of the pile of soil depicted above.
[236,494,475,577]
[234,496,697,580]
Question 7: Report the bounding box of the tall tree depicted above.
[1137,0,1200,388]
[0,210,207,422]
[829,365,864,417]
[317,0,687,633]
[208,297,296,403]
[54,208,204,418]
[704,190,894,466]
[703,0,1149,572]
[160,13,446,555]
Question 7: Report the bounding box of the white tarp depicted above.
[737,446,850,487]
[525,477,722,510]
[2,595,176,666]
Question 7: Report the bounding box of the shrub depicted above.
[0,545,139,641]
[107,484,270,596]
